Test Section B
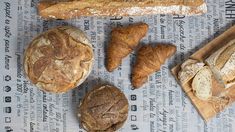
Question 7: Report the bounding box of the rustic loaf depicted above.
[24,26,94,93]
[78,85,129,132]
[205,39,235,89]
[38,0,207,19]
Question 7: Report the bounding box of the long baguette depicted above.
[38,0,207,19]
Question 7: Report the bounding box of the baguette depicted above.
[205,39,235,89]
[38,0,207,19]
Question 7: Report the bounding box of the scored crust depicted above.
[38,0,207,19]
[24,26,94,93]
[171,25,235,122]
[205,39,235,88]
[78,85,129,132]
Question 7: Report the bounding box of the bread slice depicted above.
[178,59,205,85]
[205,39,235,88]
[192,66,212,101]
[38,0,207,19]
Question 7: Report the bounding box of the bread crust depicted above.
[24,26,94,93]
[38,0,207,19]
[205,39,235,88]
[78,85,129,132]
[171,25,235,122]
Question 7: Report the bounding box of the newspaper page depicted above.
[0,0,235,132]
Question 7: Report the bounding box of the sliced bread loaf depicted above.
[205,39,235,88]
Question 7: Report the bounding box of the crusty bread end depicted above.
[37,0,207,19]
[205,39,235,88]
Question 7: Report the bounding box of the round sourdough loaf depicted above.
[78,85,129,132]
[24,26,94,93]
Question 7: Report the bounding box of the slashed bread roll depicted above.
[205,39,235,88]
[192,66,212,100]
[24,26,94,93]
[78,85,129,132]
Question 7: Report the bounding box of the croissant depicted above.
[132,44,176,88]
[106,23,149,72]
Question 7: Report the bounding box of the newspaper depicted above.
[0,0,235,132]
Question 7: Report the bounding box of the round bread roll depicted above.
[78,85,129,132]
[24,26,94,93]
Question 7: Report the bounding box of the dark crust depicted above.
[78,85,129,132]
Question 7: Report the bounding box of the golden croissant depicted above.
[132,44,176,88]
[106,23,149,72]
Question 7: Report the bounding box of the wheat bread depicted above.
[178,59,205,85]
[24,26,94,93]
[38,0,207,19]
[192,66,212,100]
[205,39,235,88]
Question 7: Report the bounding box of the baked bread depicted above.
[178,59,205,85]
[38,0,207,19]
[106,23,149,72]
[132,44,176,88]
[78,85,129,132]
[192,66,212,100]
[172,25,235,121]
[205,39,235,88]
[24,26,94,93]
